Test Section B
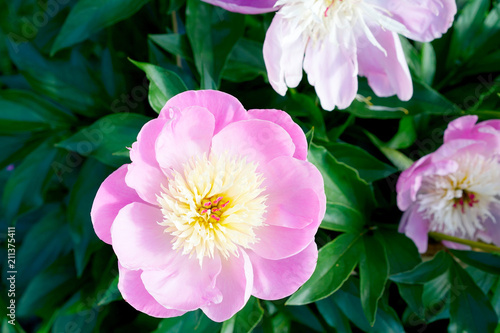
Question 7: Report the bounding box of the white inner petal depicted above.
[157,153,267,266]
[275,0,409,53]
[417,154,500,238]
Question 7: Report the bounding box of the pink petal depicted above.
[444,116,500,152]
[156,106,215,172]
[399,206,429,253]
[357,30,413,101]
[252,221,319,260]
[210,119,295,168]
[117,263,186,318]
[441,240,470,250]
[248,109,308,160]
[303,39,358,110]
[141,255,223,312]
[111,202,176,270]
[248,241,317,300]
[201,0,278,14]
[477,203,500,247]
[263,14,307,96]
[443,115,479,142]
[91,165,143,244]
[126,118,169,205]
[375,0,457,42]
[202,250,253,322]
[159,90,248,135]
[260,156,325,229]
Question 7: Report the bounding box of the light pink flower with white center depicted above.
[91,90,325,321]
[397,116,500,252]
[202,0,457,111]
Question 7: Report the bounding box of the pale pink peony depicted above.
[91,90,325,321]
[397,116,500,253]
[202,0,457,111]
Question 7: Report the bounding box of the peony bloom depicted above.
[397,115,500,253]
[202,0,456,111]
[91,90,325,321]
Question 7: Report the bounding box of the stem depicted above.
[171,11,182,68]
[429,232,500,253]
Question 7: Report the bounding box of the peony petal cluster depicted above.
[202,0,457,111]
[397,115,500,252]
[91,90,326,321]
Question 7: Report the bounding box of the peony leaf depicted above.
[51,0,151,55]
[359,233,389,326]
[286,233,362,305]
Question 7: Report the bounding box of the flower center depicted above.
[417,154,500,238]
[275,0,408,53]
[157,153,267,265]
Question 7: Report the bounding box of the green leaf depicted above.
[96,276,121,306]
[221,297,263,333]
[0,90,75,133]
[448,257,498,333]
[222,38,266,82]
[359,233,389,326]
[130,59,188,113]
[316,297,352,333]
[67,158,113,276]
[386,117,417,150]
[57,113,150,167]
[18,256,77,318]
[51,0,151,54]
[154,310,221,333]
[376,229,421,275]
[391,251,453,284]
[363,130,414,171]
[347,80,463,119]
[186,0,244,89]
[325,143,397,183]
[17,205,72,290]
[2,136,65,221]
[149,33,193,61]
[6,43,109,116]
[450,250,500,275]
[287,233,362,305]
[447,0,490,68]
[331,277,405,333]
[308,143,375,232]
[396,283,425,318]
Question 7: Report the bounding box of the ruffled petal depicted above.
[260,156,325,229]
[111,202,176,270]
[126,118,169,205]
[263,14,307,96]
[118,263,186,318]
[202,0,278,14]
[303,39,358,110]
[156,106,215,172]
[372,0,457,42]
[399,206,429,253]
[202,250,253,322]
[357,29,413,101]
[210,119,295,168]
[247,109,307,160]
[248,241,317,300]
[91,165,143,244]
[252,221,319,260]
[141,255,222,312]
[159,90,248,135]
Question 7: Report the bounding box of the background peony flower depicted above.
[202,0,457,111]
[91,90,325,321]
[397,115,500,253]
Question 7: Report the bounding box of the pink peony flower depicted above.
[397,115,500,253]
[202,0,456,111]
[91,90,325,321]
